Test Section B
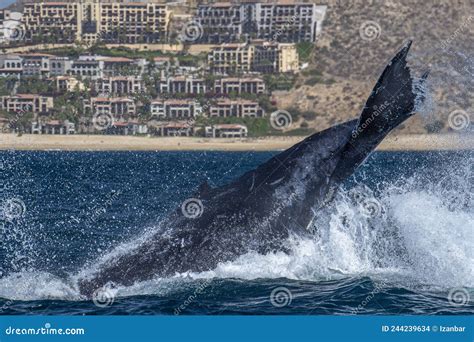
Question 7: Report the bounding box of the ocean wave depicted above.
[0,153,472,302]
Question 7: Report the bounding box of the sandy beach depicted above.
[0,133,472,152]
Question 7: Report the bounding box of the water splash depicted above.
[0,153,472,301]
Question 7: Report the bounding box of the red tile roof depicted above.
[104,57,133,63]
[15,94,39,99]
[164,122,191,129]
[154,57,171,62]
[215,124,247,129]
[46,120,61,126]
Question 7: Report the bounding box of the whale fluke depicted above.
[78,41,429,298]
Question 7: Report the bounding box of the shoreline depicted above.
[0,133,472,152]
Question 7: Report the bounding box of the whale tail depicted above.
[354,40,428,139]
[330,40,429,182]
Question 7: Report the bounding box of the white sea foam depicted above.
[185,187,473,289]
[0,161,472,301]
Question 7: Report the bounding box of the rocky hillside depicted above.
[279,0,473,134]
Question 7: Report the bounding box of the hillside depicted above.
[278,0,473,134]
[3,0,472,135]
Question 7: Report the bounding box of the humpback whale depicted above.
[78,41,428,297]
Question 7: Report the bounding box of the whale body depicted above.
[78,41,428,297]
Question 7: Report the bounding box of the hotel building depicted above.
[195,2,326,44]
[21,0,170,45]
[94,76,144,96]
[22,2,81,43]
[0,94,54,114]
[208,43,254,75]
[84,97,137,119]
[150,99,200,119]
[209,99,265,118]
[205,124,248,138]
[55,76,86,92]
[208,42,298,75]
[0,54,23,78]
[156,76,207,95]
[214,77,265,95]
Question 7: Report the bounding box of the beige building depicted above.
[96,2,170,44]
[252,41,299,73]
[55,76,86,93]
[94,76,144,96]
[208,43,254,75]
[0,54,23,78]
[150,99,200,119]
[210,99,265,118]
[85,97,136,119]
[276,43,300,73]
[209,42,298,75]
[31,119,76,134]
[21,0,170,45]
[156,76,207,95]
[195,2,326,44]
[205,124,248,138]
[1,94,54,114]
[214,77,266,95]
[22,2,81,43]
[150,122,194,137]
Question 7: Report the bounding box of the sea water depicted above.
[0,150,472,315]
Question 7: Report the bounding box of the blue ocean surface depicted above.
[0,150,472,315]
